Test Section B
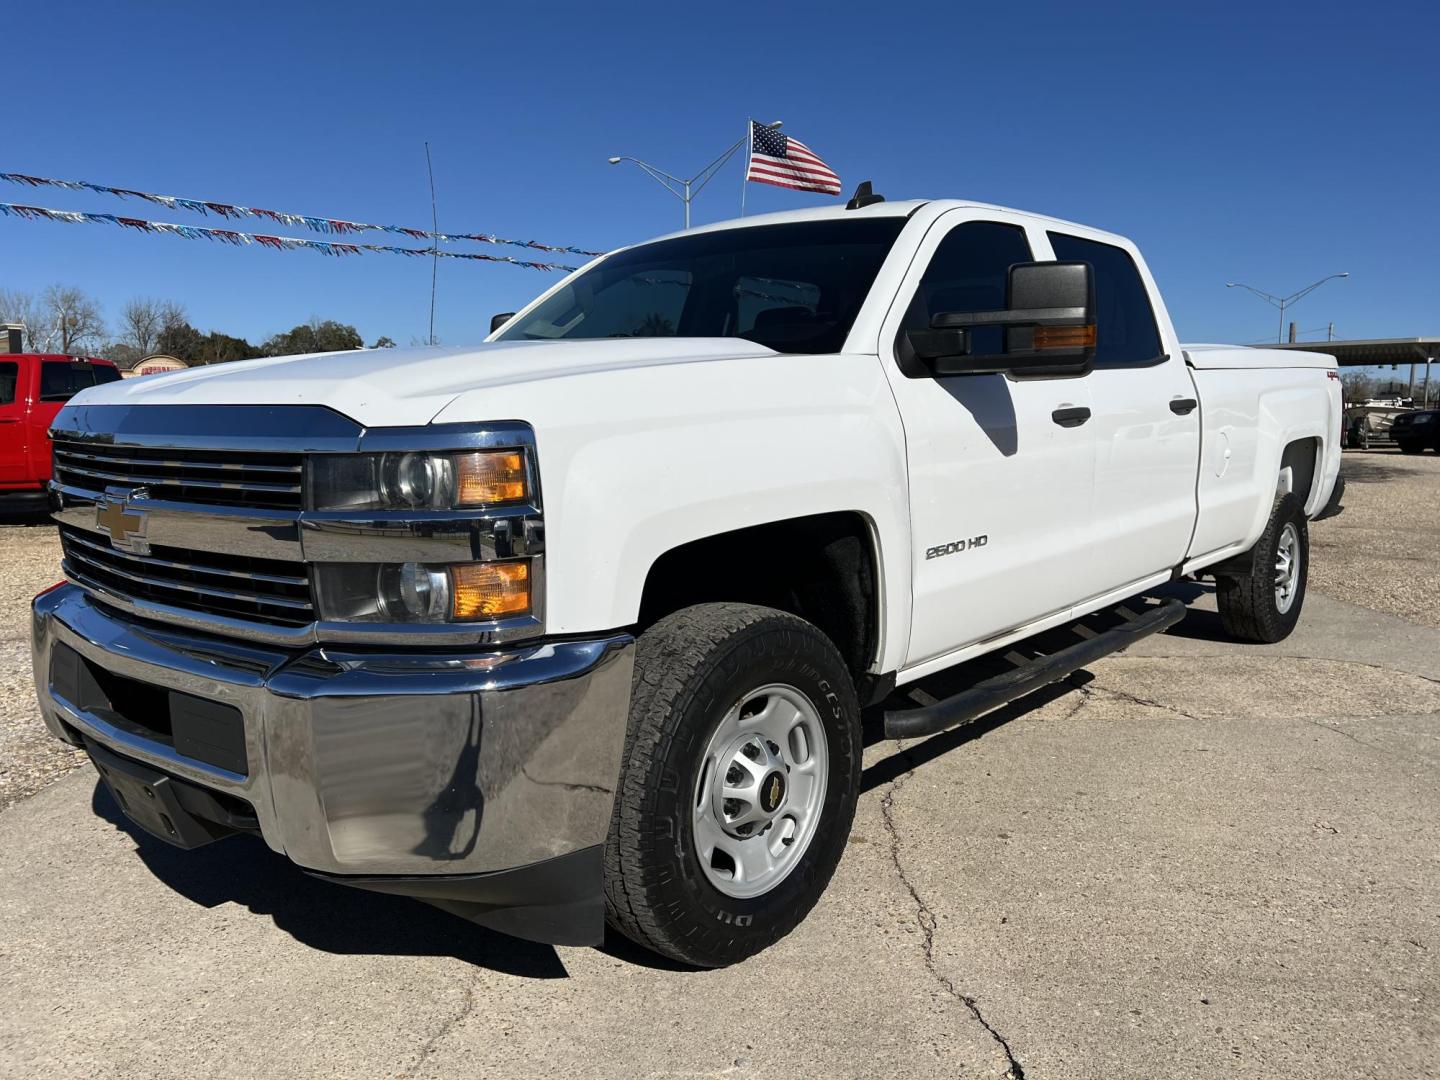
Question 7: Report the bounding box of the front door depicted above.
[877,212,1097,669]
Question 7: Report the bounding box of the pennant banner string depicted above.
[0,171,605,257]
[0,202,581,272]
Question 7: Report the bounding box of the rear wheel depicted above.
[1215,493,1309,643]
[604,603,860,967]
[1398,441,1423,454]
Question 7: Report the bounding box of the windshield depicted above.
[496,219,906,355]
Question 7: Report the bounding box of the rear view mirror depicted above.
[490,312,516,334]
[901,261,1096,378]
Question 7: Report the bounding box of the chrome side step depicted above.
[883,599,1186,740]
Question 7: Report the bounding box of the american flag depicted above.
[745,122,841,195]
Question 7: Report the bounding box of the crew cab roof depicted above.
[633,199,1131,249]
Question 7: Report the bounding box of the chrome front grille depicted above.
[59,523,314,628]
[52,441,304,511]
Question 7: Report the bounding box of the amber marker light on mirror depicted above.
[450,561,531,619]
[456,450,529,506]
[1033,324,1097,349]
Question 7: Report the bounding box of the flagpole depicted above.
[740,119,751,217]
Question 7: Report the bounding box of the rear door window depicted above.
[0,362,17,405]
[39,361,120,402]
[1047,233,1163,366]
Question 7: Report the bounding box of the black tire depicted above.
[1398,441,1423,454]
[1215,492,1309,643]
[604,602,861,967]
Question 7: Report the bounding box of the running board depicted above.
[883,599,1186,740]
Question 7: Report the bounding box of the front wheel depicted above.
[1398,440,1424,454]
[604,603,861,967]
[1215,492,1309,643]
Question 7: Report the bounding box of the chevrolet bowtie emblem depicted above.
[96,495,150,556]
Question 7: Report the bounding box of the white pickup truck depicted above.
[32,189,1342,968]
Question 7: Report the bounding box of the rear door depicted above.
[877,211,1097,668]
[1040,231,1201,600]
[0,359,27,483]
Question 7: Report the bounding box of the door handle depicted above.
[1169,397,1198,415]
[1051,406,1091,428]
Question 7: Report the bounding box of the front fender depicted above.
[430,352,913,673]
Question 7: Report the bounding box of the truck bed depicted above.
[1183,343,1336,370]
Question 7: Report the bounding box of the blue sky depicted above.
[3,0,1436,354]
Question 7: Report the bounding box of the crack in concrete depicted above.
[404,971,480,1076]
[1079,681,1205,722]
[879,745,1026,1079]
[1060,677,1095,721]
[520,765,612,795]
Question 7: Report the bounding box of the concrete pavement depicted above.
[2,586,1437,1079]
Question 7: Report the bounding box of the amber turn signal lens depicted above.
[455,450,528,506]
[1033,324,1097,349]
[449,561,531,619]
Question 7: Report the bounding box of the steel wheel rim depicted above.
[1274,522,1301,614]
[691,683,830,900]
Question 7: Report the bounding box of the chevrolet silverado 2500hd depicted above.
[32,193,1341,967]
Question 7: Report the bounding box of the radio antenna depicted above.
[425,142,439,346]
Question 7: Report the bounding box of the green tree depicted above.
[371,335,396,349]
[261,318,364,357]
[155,319,205,363]
[195,331,260,365]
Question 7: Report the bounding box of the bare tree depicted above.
[0,289,44,350]
[1339,371,1378,403]
[158,299,187,336]
[120,296,166,356]
[40,285,106,354]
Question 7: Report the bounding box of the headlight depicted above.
[314,559,532,623]
[311,450,531,511]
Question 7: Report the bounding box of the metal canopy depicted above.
[1264,337,1439,367]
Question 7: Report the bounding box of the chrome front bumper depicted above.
[33,584,634,878]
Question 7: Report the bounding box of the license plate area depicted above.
[52,642,249,776]
[87,740,240,848]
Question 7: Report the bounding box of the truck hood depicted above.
[74,339,779,427]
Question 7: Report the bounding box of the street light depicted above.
[1226,273,1349,343]
[609,121,783,229]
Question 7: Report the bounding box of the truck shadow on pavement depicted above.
[88,781,571,978]
[859,676,1089,793]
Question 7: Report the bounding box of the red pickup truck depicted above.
[0,354,122,501]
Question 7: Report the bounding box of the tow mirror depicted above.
[490,312,516,334]
[901,261,1096,378]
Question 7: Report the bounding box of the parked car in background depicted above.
[1343,399,1414,449]
[0,355,122,502]
[1391,408,1440,453]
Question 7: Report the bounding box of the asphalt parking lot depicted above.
[2,449,1437,1079]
